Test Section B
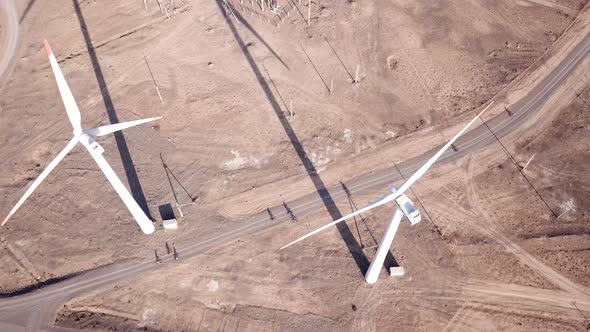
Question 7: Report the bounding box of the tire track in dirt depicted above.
[520,0,578,16]
[462,279,590,312]
[2,241,40,283]
[0,55,150,169]
[349,280,590,328]
[534,163,590,188]
[55,7,190,66]
[465,155,590,299]
[442,301,469,332]
[1,4,183,166]
[350,271,384,331]
[374,282,590,313]
[0,1,19,90]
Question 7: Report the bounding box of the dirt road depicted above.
[0,1,19,89]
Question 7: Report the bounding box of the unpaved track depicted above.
[0,1,19,90]
[465,156,590,299]
[462,280,590,313]
[0,7,589,332]
[523,0,578,16]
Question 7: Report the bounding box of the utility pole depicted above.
[283,201,297,221]
[173,244,179,260]
[330,76,334,95]
[307,0,310,26]
[477,109,557,218]
[521,153,536,171]
[144,55,164,103]
[155,250,161,264]
[557,205,573,219]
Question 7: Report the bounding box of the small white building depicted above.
[390,266,405,277]
[163,218,178,230]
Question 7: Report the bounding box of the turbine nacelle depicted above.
[395,194,421,225]
[1,40,160,235]
[281,101,493,250]
[390,185,421,225]
[280,77,494,286]
[78,134,104,154]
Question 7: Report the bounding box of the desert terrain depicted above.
[1,0,590,331]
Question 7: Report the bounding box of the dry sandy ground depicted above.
[55,68,590,331]
[0,0,589,330]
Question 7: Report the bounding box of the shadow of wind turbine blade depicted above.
[215,0,369,273]
[72,0,152,219]
[230,4,290,70]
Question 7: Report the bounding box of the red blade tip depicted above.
[1,213,13,226]
[43,39,53,57]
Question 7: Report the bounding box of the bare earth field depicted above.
[1,0,590,330]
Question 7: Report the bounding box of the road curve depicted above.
[0,21,589,332]
[0,1,19,90]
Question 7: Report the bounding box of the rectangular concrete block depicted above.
[163,219,178,229]
[390,266,405,277]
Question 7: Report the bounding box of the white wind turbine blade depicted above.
[280,192,396,249]
[44,39,82,134]
[83,117,162,137]
[281,102,494,249]
[79,137,155,234]
[394,102,493,198]
[2,137,79,226]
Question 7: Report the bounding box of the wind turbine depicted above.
[281,102,493,284]
[1,40,160,234]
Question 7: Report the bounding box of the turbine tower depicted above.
[1,40,161,234]
[281,102,493,284]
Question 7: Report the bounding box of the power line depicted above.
[477,116,557,218]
